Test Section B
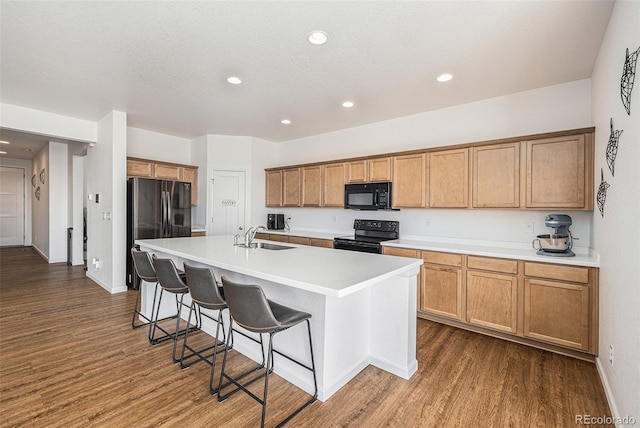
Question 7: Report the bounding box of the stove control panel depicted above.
[353,219,399,232]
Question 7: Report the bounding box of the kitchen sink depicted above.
[240,242,294,250]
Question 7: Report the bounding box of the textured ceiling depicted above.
[0,1,614,149]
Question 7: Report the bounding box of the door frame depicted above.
[0,165,27,247]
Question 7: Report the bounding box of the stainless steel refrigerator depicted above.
[126,177,191,287]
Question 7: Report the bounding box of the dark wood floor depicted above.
[0,247,612,427]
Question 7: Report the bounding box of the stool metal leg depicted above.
[180,304,227,370]
[132,280,156,329]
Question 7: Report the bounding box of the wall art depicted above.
[605,117,623,176]
[35,186,41,201]
[39,168,46,185]
[621,46,639,115]
[596,168,610,218]
[31,174,36,188]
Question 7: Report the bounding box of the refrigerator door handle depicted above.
[161,190,167,237]
[166,188,172,237]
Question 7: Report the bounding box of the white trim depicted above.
[86,271,127,294]
[595,356,622,427]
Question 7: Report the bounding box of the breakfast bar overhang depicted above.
[136,235,423,401]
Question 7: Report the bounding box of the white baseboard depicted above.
[595,356,622,426]
[86,272,128,294]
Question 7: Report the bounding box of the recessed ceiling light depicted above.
[0,151,7,155]
[0,140,10,144]
[308,31,328,45]
[281,119,292,125]
[342,101,354,108]
[24,148,34,152]
[437,73,453,83]
[226,76,242,85]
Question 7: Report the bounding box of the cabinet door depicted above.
[265,170,283,207]
[289,236,310,245]
[268,234,289,243]
[322,163,345,207]
[525,135,586,208]
[283,168,301,206]
[524,278,590,351]
[127,159,153,178]
[420,264,462,320]
[429,148,469,208]
[472,143,519,208]
[466,271,518,334]
[181,166,198,206]
[369,157,393,182]
[346,160,368,183]
[393,153,426,207]
[301,166,322,207]
[153,163,182,180]
[309,238,334,248]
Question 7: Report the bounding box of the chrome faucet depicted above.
[244,225,267,247]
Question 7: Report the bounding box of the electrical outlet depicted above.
[425,218,432,229]
[609,345,614,366]
[524,222,534,233]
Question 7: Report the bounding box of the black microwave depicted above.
[344,182,392,210]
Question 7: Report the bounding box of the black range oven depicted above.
[333,219,399,254]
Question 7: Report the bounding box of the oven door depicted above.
[333,238,382,254]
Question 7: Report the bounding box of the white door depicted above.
[211,170,246,236]
[0,166,25,246]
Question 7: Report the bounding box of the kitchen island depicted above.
[136,235,423,401]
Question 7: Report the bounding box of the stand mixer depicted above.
[532,214,575,257]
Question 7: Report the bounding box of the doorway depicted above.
[0,166,25,246]
[211,170,246,236]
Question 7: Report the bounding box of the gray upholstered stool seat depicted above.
[130,248,157,331]
[150,256,200,362]
[217,276,317,427]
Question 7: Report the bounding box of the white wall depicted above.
[127,126,191,164]
[0,157,32,246]
[86,111,127,293]
[31,146,49,258]
[255,80,594,247]
[48,141,68,263]
[590,0,640,423]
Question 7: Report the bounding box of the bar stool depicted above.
[151,256,200,363]
[217,276,318,428]
[181,263,229,393]
[130,248,157,331]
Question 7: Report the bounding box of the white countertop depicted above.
[383,239,600,267]
[136,235,422,298]
[260,229,343,240]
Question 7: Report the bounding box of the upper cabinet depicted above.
[283,168,301,207]
[346,157,392,183]
[322,163,346,207]
[392,153,426,208]
[264,128,595,211]
[472,143,520,208]
[127,157,198,206]
[265,170,283,207]
[525,134,592,209]
[429,148,469,208]
[301,165,322,207]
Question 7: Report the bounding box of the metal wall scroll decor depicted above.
[596,169,610,218]
[605,118,623,176]
[39,168,46,185]
[35,186,41,201]
[31,174,36,188]
[621,46,639,115]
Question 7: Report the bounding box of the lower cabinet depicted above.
[254,233,333,249]
[383,248,598,358]
[466,270,518,334]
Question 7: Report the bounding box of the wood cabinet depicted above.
[310,238,334,248]
[254,233,333,249]
[322,163,346,207]
[289,236,310,245]
[429,148,469,208]
[420,251,463,320]
[282,168,301,207]
[127,158,153,177]
[525,134,591,209]
[466,256,519,334]
[265,170,283,207]
[301,166,322,207]
[472,143,520,208]
[392,153,426,208]
[127,157,198,206]
[191,230,205,237]
[346,157,392,183]
[523,262,593,352]
[267,234,289,243]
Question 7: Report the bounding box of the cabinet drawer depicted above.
[289,236,310,245]
[421,251,462,267]
[310,238,334,248]
[467,256,518,275]
[268,234,289,243]
[383,247,420,258]
[524,262,589,284]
